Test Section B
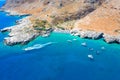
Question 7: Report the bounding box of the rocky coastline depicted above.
[0,9,120,46]
[1,15,120,46]
[71,29,120,44]
[1,16,120,46]
[0,16,52,46]
[0,0,120,46]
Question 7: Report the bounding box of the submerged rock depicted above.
[96,51,100,55]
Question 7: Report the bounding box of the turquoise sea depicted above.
[0,1,120,80]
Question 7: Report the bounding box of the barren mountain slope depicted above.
[2,0,120,35]
[3,0,104,22]
[74,0,120,35]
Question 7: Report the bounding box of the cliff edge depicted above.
[1,0,120,45]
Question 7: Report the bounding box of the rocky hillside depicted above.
[3,0,104,22]
[2,0,120,36]
[74,0,120,35]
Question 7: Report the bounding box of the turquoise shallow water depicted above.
[0,32,120,80]
[1,1,120,80]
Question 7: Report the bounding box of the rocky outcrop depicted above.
[1,17,39,46]
[103,34,120,44]
[1,16,53,46]
[4,32,39,46]
[71,30,103,40]
[71,29,120,44]
[79,30,103,39]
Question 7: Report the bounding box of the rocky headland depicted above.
[0,17,53,46]
[0,0,120,45]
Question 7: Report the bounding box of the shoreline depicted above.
[0,10,120,46]
[70,29,120,44]
[0,10,53,46]
[0,16,40,46]
[53,28,120,44]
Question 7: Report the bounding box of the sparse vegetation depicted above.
[56,25,65,30]
[50,15,56,18]
[52,16,65,25]
[33,19,51,31]
[114,29,120,33]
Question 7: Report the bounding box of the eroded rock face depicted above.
[103,34,116,43]
[71,30,103,39]
[4,32,39,46]
[1,17,39,46]
[1,16,53,46]
[103,34,120,44]
[71,29,120,44]
[79,31,103,39]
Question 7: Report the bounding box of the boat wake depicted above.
[23,42,56,51]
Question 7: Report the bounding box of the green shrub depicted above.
[56,25,65,30]
[33,19,51,31]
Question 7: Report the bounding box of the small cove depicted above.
[0,1,120,80]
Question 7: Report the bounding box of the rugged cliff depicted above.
[1,0,120,45]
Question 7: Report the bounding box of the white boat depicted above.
[88,54,94,60]
[101,47,105,50]
[81,42,87,47]
[67,40,72,43]
[73,39,77,41]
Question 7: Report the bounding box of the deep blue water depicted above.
[0,0,5,7]
[0,1,120,80]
